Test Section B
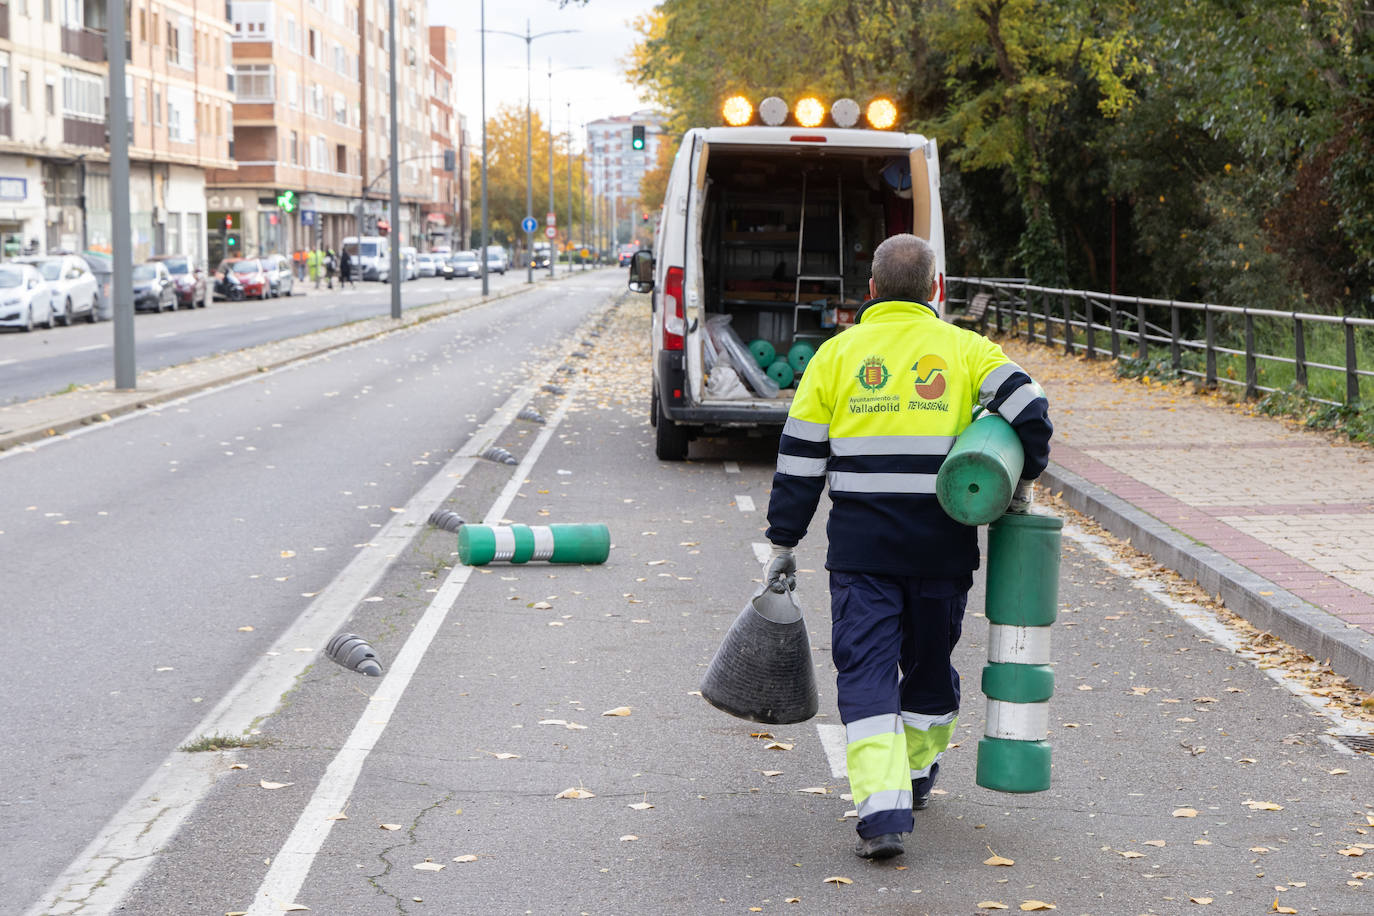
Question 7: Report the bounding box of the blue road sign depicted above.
[521,216,538,233]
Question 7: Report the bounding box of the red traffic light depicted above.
[225,215,233,229]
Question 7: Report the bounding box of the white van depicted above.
[628,123,946,460]
[343,235,390,281]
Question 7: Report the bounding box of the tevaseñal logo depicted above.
[911,355,948,400]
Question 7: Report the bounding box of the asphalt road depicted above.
[10,285,1373,915]
[0,268,565,405]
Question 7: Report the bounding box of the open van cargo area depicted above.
[694,146,928,407]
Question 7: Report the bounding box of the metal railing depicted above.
[949,277,1374,407]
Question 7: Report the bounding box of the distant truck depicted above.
[627,100,946,460]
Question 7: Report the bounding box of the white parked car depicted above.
[20,255,99,325]
[415,253,440,278]
[0,263,58,332]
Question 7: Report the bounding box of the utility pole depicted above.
[388,0,401,319]
[480,0,489,295]
[565,101,573,276]
[107,0,134,389]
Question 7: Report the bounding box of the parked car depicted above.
[0,262,57,331]
[81,251,113,320]
[263,254,294,297]
[484,245,508,275]
[147,254,209,309]
[216,258,271,300]
[617,242,641,268]
[19,254,100,324]
[416,253,441,278]
[446,250,481,279]
[132,262,177,312]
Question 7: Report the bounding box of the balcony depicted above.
[0,104,10,138]
[62,26,107,63]
[64,117,106,148]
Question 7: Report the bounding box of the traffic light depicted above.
[631,124,645,151]
[642,211,649,223]
[223,215,238,249]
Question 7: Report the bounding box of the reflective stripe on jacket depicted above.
[764,298,1053,576]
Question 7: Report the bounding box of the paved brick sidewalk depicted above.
[1002,337,1374,690]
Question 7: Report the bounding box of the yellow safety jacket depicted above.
[765,298,1052,575]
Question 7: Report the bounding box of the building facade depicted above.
[421,25,463,250]
[585,109,664,250]
[0,0,233,262]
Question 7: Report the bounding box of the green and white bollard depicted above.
[457,523,611,567]
[975,511,1063,793]
[936,412,1025,526]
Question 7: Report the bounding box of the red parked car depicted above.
[148,255,209,308]
[216,258,270,300]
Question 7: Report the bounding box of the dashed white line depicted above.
[723,461,740,474]
[207,323,228,329]
[735,494,756,512]
[74,344,108,352]
[0,357,17,366]
[817,723,848,777]
[250,316,271,322]
[154,331,178,339]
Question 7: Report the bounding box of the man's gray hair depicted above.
[870,234,937,301]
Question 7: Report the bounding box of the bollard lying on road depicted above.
[457,523,610,566]
[935,411,1024,526]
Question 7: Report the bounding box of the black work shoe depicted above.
[912,762,940,810]
[854,833,904,860]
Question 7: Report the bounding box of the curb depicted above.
[0,270,597,454]
[1042,461,1374,693]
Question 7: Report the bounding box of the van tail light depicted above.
[663,266,685,350]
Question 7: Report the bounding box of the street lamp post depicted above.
[547,62,589,278]
[480,0,489,295]
[482,22,577,284]
[387,0,401,319]
[107,0,134,389]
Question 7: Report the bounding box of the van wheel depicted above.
[652,391,689,461]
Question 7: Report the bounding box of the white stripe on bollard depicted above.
[491,526,516,561]
[531,525,555,560]
[984,699,1050,741]
[987,624,1052,665]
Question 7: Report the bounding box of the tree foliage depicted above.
[626,0,1374,314]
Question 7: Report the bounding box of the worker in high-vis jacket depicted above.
[763,233,1053,860]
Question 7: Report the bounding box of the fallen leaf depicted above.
[798,787,830,795]
[765,742,794,751]
[1019,902,1055,911]
[280,550,296,558]
[556,787,595,799]
[380,824,403,831]
[1328,768,1349,775]
[489,752,520,760]
[259,780,293,790]
[453,855,478,863]
[984,854,1015,867]
[531,601,553,610]
[1077,684,1093,691]
[761,770,783,777]
[1339,847,1365,857]
[565,722,588,730]
[601,706,632,717]
[237,625,255,632]
[413,861,445,871]
[620,835,638,842]
[229,763,248,770]
[1190,898,1213,905]
[751,731,774,739]
[1129,686,1153,695]
[627,801,654,810]
[1243,799,1283,811]
[1118,850,1145,858]
[1250,847,1269,853]
[325,812,348,821]
[786,898,801,904]
[1274,905,1297,915]
[537,719,567,726]
[978,905,1009,912]
[1173,808,1198,818]
[1194,839,1213,846]
[283,907,310,913]
[1061,722,1080,728]
[1144,840,1166,847]
[823,876,853,885]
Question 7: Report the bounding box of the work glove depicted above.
[764,544,796,593]
[1007,478,1035,514]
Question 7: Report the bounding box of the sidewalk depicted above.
[1003,337,1374,691]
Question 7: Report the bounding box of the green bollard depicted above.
[457,523,611,566]
[976,511,1064,793]
[936,413,1025,526]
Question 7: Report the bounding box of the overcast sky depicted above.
[428,0,657,145]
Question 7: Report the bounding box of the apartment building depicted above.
[357,0,428,250]
[206,0,366,263]
[0,0,233,261]
[422,25,465,250]
[586,109,664,246]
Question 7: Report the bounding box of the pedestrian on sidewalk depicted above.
[762,233,1054,861]
[309,247,323,289]
[325,249,337,289]
[339,248,356,289]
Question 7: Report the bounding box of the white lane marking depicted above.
[752,542,771,565]
[735,494,755,513]
[817,723,848,778]
[0,357,17,366]
[154,331,177,339]
[250,316,271,322]
[243,381,579,916]
[1061,521,1369,751]
[74,344,109,352]
[288,310,305,316]
[207,323,228,329]
[21,363,567,916]
[723,461,740,474]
